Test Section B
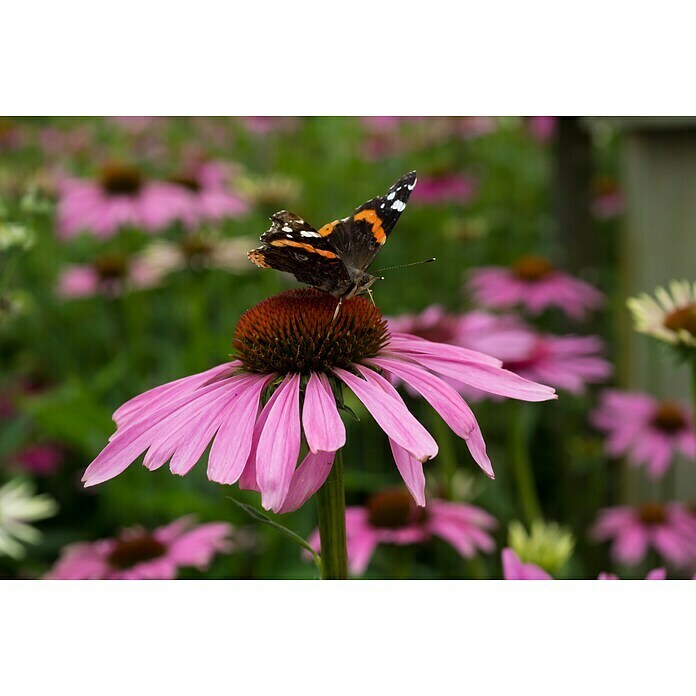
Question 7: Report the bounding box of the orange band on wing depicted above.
[318,220,339,237]
[354,210,386,245]
[269,239,337,258]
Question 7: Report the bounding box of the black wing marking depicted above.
[322,171,417,273]
[248,210,352,295]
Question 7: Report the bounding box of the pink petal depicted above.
[277,450,335,513]
[207,374,274,484]
[389,438,426,506]
[302,372,346,453]
[255,374,302,512]
[333,367,438,462]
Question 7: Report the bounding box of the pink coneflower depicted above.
[410,173,478,205]
[56,163,196,239]
[82,289,556,513]
[167,161,249,224]
[56,252,163,299]
[527,116,557,143]
[45,516,232,580]
[390,307,610,396]
[468,255,605,320]
[591,390,696,479]
[591,503,696,567]
[11,444,63,476]
[592,176,625,219]
[501,548,552,579]
[598,568,667,580]
[310,488,496,575]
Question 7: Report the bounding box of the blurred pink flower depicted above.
[82,290,556,513]
[592,503,696,567]
[108,116,161,133]
[167,161,249,224]
[528,116,557,143]
[56,163,196,239]
[390,307,610,397]
[310,489,497,575]
[411,173,479,205]
[239,116,298,134]
[468,255,605,320]
[45,516,232,579]
[57,253,163,299]
[38,125,93,158]
[592,177,625,219]
[591,390,696,479]
[12,444,63,476]
[501,548,552,579]
[598,568,667,580]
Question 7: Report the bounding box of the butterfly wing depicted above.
[247,210,352,294]
[319,170,417,274]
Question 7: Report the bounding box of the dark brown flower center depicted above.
[169,173,202,192]
[94,253,129,281]
[107,533,167,569]
[99,163,144,196]
[593,176,619,197]
[511,255,554,281]
[663,304,696,337]
[367,489,427,529]
[650,402,687,434]
[180,235,214,263]
[233,289,389,374]
[638,503,667,526]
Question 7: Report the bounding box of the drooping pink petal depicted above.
[389,438,426,506]
[302,372,346,453]
[255,373,302,512]
[387,333,502,367]
[207,374,274,484]
[277,450,335,513]
[333,367,438,462]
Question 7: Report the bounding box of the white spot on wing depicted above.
[387,192,396,200]
[300,230,320,238]
[282,226,293,232]
[391,199,406,212]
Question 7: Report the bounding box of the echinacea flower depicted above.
[501,548,552,579]
[82,289,556,513]
[390,307,610,397]
[508,519,574,575]
[598,568,666,580]
[11,443,63,476]
[0,479,58,559]
[592,176,625,220]
[410,173,478,205]
[167,161,249,224]
[136,232,253,277]
[56,163,196,239]
[468,255,605,320]
[591,503,696,567]
[309,488,497,575]
[591,390,696,479]
[527,116,557,143]
[628,280,696,350]
[45,516,232,580]
[56,252,163,299]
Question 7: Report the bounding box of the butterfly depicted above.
[247,171,417,300]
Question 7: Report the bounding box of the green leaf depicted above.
[226,496,321,569]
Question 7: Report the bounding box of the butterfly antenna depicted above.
[377,258,436,273]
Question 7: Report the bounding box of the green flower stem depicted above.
[316,448,348,580]
[509,402,543,525]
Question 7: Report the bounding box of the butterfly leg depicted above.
[331,298,343,323]
[366,288,376,306]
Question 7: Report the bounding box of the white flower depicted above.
[628,280,696,349]
[0,480,58,559]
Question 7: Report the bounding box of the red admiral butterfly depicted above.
[248,171,417,299]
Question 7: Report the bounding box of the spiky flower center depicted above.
[651,402,687,434]
[169,173,202,192]
[367,489,427,529]
[107,533,167,569]
[99,163,144,196]
[638,503,666,526]
[233,289,389,374]
[663,304,696,337]
[511,255,554,281]
[94,252,129,281]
